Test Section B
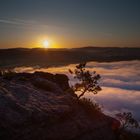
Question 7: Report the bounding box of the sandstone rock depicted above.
[54,74,69,90]
[0,72,117,140]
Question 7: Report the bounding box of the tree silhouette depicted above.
[116,112,139,130]
[69,62,101,99]
[115,112,140,140]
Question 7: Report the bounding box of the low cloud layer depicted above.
[15,60,140,120]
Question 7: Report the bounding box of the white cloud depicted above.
[14,60,140,121]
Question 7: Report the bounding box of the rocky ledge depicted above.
[0,71,118,140]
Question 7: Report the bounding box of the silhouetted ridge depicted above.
[0,47,140,68]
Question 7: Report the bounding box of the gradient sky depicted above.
[0,0,140,48]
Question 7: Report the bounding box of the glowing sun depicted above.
[43,40,50,48]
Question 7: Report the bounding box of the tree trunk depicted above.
[78,89,86,99]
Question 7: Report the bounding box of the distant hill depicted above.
[0,47,140,68]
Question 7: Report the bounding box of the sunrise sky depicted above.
[0,0,140,48]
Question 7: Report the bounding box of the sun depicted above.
[43,40,50,48]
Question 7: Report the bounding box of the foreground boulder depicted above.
[0,72,117,140]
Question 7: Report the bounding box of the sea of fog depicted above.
[14,60,140,122]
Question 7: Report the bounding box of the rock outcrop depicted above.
[0,72,117,140]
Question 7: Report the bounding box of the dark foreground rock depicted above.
[0,72,117,140]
